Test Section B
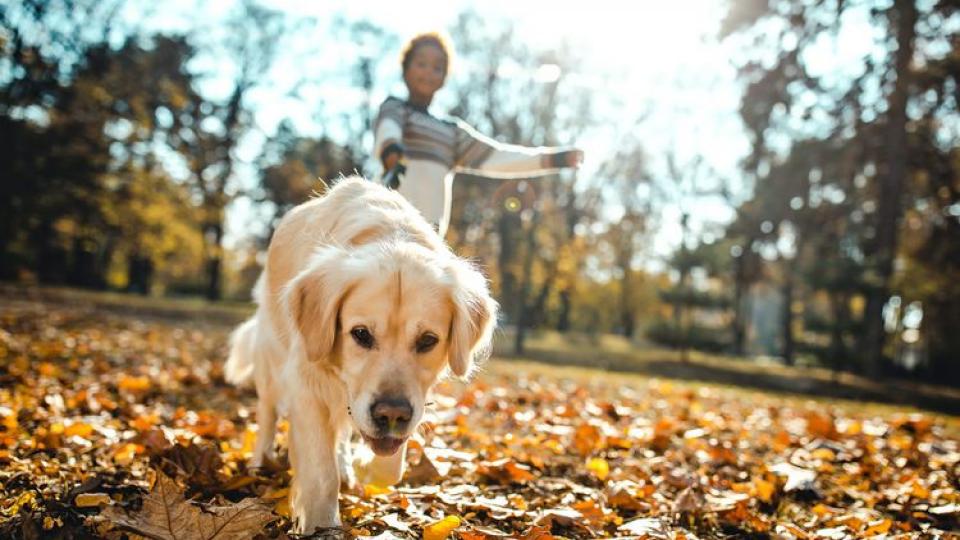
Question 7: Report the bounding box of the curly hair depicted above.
[400,32,453,75]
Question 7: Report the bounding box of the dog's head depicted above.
[284,241,496,456]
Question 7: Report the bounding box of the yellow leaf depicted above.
[8,491,37,515]
[754,478,775,503]
[423,515,461,540]
[274,497,291,518]
[811,504,833,517]
[113,442,144,465]
[240,427,257,455]
[910,480,930,500]
[261,487,289,500]
[586,458,610,481]
[811,448,836,462]
[509,493,528,510]
[75,493,112,508]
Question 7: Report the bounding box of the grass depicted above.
[5,282,960,417]
[0,282,253,324]
[495,327,960,416]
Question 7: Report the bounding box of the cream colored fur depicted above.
[224,178,497,534]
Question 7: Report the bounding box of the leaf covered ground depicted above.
[1,297,959,539]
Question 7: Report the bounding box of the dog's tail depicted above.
[224,317,257,387]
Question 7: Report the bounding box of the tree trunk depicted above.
[127,249,154,296]
[862,0,916,376]
[204,220,223,301]
[530,272,555,328]
[829,293,849,371]
[781,266,795,366]
[675,267,690,363]
[619,257,634,338]
[557,287,572,332]
[497,211,519,322]
[513,211,540,356]
[731,250,748,356]
[34,220,66,284]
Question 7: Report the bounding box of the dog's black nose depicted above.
[370,397,413,433]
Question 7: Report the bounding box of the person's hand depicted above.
[566,149,584,168]
[383,151,401,171]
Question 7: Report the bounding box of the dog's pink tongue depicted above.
[367,436,405,456]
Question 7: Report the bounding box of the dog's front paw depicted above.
[290,489,342,536]
[339,461,358,493]
[298,525,348,539]
[293,514,344,537]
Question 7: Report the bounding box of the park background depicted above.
[1,2,960,536]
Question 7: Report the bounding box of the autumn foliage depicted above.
[1,299,958,538]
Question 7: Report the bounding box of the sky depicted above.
[128,0,758,270]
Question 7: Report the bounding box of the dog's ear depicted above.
[447,259,498,378]
[284,246,356,363]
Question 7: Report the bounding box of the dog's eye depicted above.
[350,327,375,349]
[415,333,439,353]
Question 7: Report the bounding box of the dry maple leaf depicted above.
[103,472,274,540]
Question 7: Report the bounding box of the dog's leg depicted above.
[289,400,341,533]
[337,429,357,491]
[250,394,276,468]
[250,369,278,468]
[354,440,407,486]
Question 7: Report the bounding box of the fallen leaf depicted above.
[769,462,817,493]
[379,513,413,533]
[585,457,609,481]
[619,517,670,539]
[422,515,461,540]
[104,472,274,540]
[74,492,111,508]
[929,503,960,516]
[573,424,604,456]
[118,375,152,393]
[754,478,776,503]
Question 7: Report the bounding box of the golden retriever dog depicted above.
[224,178,497,534]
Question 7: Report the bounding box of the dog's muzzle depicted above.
[362,396,413,456]
[370,396,413,434]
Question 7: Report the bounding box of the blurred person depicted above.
[373,32,583,236]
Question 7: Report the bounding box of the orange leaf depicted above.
[64,422,93,438]
[573,424,603,456]
[118,375,152,393]
[863,519,892,536]
[805,412,837,439]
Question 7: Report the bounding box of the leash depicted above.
[381,162,405,190]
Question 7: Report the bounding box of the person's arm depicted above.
[454,119,583,177]
[373,98,406,171]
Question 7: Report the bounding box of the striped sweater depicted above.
[373,96,567,234]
